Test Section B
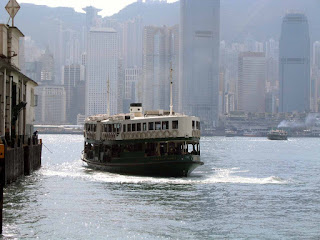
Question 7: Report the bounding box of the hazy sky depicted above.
[19,0,177,17]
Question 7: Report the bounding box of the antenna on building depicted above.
[107,76,110,116]
[170,64,173,116]
[5,0,20,27]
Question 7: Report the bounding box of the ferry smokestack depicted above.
[130,103,143,117]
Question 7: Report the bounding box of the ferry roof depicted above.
[86,113,200,123]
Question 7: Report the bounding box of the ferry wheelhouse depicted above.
[82,103,203,177]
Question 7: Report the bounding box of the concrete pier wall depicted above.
[4,144,42,185]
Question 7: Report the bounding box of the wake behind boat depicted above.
[82,103,203,177]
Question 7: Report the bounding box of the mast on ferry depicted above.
[107,77,110,116]
[170,66,173,116]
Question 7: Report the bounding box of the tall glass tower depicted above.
[179,0,220,129]
[279,13,310,112]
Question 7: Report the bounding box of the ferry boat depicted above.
[82,103,203,177]
[225,129,237,137]
[267,130,288,140]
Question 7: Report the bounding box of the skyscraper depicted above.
[313,41,320,70]
[279,13,310,113]
[35,86,66,124]
[238,52,266,113]
[180,0,220,128]
[63,64,85,123]
[123,17,143,68]
[86,28,118,116]
[143,26,169,111]
[39,47,55,84]
[142,25,179,111]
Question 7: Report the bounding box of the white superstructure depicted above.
[84,104,201,142]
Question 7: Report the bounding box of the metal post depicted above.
[2,69,6,135]
[0,143,5,234]
[170,67,173,116]
[107,77,110,117]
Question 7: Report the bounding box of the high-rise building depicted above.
[63,64,85,123]
[219,41,238,112]
[39,47,55,84]
[143,26,169,111]
[35,86,66,124]
[63,29,81,65]
[123,17,143,68]
[180,0,220,128]
[313,41,320,70]
[238,52,266,113]
[123,67,142,112]
[142,25,179,111]
[86,28,118,116]
[279,13,310,113]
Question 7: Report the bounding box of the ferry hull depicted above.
[82,155,203,177]
[267,135,288,140]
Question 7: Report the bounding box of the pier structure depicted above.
[0,2,42,233]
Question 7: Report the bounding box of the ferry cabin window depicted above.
[192,121,195,129]
[196,121,200,130]
[123,125,126,132]
[143,123,147,131]
[113,124,119,133]
[115,123,121,133]
[148,122,154,130]
[108,124,112,132]
[172,120,178,129]
[132,123,136,132]
[128,124,132,132]
[137,123,141,131]
[162,121,169,130]
[155,122,161,130]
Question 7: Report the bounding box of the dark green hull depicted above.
[82,155,203,177]
[267,135,288,140]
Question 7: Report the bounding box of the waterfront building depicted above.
[35,86,66,124]
[238,52,266,113]
[86,28,118,116]
[0,24,38,139]
[0,19,42,186]
[180,0,220,128]
[279,13,310,112]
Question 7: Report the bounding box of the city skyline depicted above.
[16,0,320,127]
[19,0,178,17]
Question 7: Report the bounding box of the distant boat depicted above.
[225,130,237,137]
[267,130,288,140]
[243,130,259,137]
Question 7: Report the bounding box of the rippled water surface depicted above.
[2,135,320,239]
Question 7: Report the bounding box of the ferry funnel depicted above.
[130,103,143,117]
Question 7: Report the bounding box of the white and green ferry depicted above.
[82,103,203,177]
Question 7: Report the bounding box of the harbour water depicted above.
[2,135,320,239]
